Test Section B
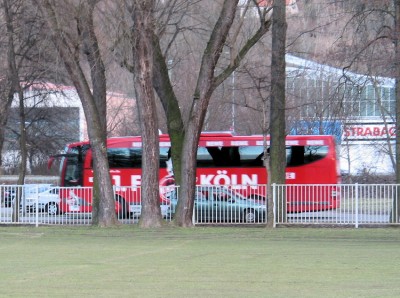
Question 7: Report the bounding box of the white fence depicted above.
[274,184,400,227]
[1,184,400,227]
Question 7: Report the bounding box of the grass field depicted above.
[0,226,400,297]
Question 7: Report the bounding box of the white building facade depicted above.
[286,55,396,176]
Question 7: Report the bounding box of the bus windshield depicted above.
[62,145,90,186]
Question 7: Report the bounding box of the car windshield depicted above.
[197,186,248,201]
[24,185,53,195]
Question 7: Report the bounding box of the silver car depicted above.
[23,184,61,215]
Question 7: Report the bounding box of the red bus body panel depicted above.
[57,134,340,214]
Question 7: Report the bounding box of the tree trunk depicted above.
[0,0,15,174]
[77,0,108,223]
[37,0,118,227]
[13,87,28,218]
[150,0,272,227]
[394,0,400,223]
[173,0,239,227]
[4,0,27,221]
[116,0,272,227]
[0,83,14,174]
[269,0,287,223]
[152,35,185,190]
[131,0,163,228]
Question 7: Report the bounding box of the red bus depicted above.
[50,132,340,216]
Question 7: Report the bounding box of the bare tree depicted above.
[3,0,30,220]
[129,0,164,228]
[107,0,272,227]
[36,0,118,226]
[150,0,273,226]
[0,1,15,175]
[0,82,14,175]
[0,1,80,177]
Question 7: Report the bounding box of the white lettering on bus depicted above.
[286,140,299,145]
[131,175,141,189]
[231,141,248,146]
[112,175,121,186]
[206,141,223,146]
[256,140,269,146]
[306,140,324,146]
[199,172,258,185]
[286,172,296,179]
[241,174,258,185]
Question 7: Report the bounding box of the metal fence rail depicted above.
[1,184,400,227]
[274,184,400,227]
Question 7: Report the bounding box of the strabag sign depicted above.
[343,123,396,140]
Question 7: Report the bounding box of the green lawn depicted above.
[0,226,399,297]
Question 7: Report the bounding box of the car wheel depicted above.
[46,202,59,216]
[243,209,257,223]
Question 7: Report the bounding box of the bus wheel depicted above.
[116,196,129,219]
[243,209,256,223]
[46,202,59,216]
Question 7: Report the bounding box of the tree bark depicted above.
[269,0,287,224]
[152,34,185,191]
[131,0,163,228]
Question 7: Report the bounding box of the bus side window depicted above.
[287,146,305,166]
[197,147,214,167]
[239,146,264,167]
[106,148,142,168]
[206,147,226,166]
[229,147,240,166]
[205,147,241,167]
[304,146,329,163]
[286,146,329,166]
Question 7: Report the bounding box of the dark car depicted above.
[166,186,266,223]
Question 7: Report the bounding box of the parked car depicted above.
[166,186,266,223]
[23,184,61,215]
[3,184,60,215]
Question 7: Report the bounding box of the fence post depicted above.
[272,183,276,228]
[35,184,39,228]
[112,185,115,220]
[355,183,359,228]
[192,201,195,226]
